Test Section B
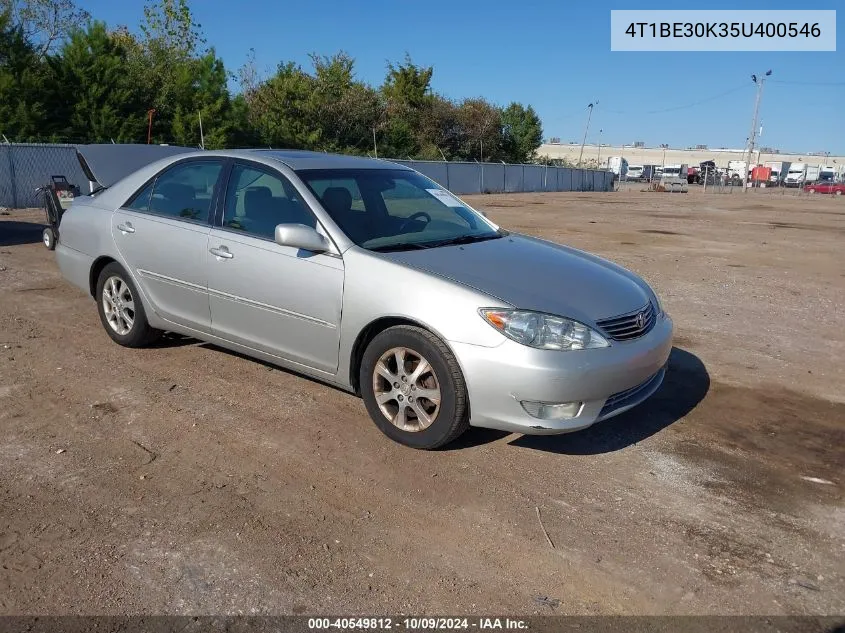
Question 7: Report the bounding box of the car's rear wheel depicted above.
[360,325,469,449]
[95,263,161,348]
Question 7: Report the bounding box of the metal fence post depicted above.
[6,145,18,209]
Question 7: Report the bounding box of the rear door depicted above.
[112,159,224,333]
[206,161,344,373]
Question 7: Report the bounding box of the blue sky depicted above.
[81,0,843,154]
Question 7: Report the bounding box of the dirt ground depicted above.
[0,188,843,616]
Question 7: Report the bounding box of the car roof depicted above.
[76,144,410,190]
[215,149,409,171]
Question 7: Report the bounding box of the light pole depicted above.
[596,129,603,168]
[577,101,598,167]
[743,70,771,192]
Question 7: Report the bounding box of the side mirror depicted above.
[274,224,330,253]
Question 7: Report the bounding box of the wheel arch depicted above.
[348,316,464,396]
[89,255,118,297]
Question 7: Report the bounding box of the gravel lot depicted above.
[0,189,843,616]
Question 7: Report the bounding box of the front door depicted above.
[207,162,344,373]
[111,159,224,333]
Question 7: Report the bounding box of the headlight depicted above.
[479,309,609,351]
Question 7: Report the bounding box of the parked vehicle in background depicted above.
[819,165,836,182]
[805,165,822,184]
[660,164,689,192]
[785,164,807,187]
[804,181,845,195]
[688,160,717,185]
[699,160,718,185]
[626,165,644,181]
[727,160,748,185]
[765,161,791,186]
[686,165,699,184]
[606,156,629,178]
[643,165,663,182]
[53,145,673,449]
[662,164,688,180]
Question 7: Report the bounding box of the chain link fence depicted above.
[0,144,89,209]
[0,143,615,209]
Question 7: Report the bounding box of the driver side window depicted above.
[223,164,316,240]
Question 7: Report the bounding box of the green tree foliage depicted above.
[0,9,51,140]
[501,102,543,163]
[0,0,545,162]
[50,21,147,142]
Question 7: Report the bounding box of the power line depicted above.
[770,79,845,86]
[600,83,752,116]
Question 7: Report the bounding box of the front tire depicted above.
[95,263,161,348]
[360,326,469,449]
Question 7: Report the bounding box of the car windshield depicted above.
[298,168,504,251]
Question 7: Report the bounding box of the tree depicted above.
[382,54,433,109]
[456,97,503,161]
[0,0,89,59]
[0,9,52,140]
[50,21,147,142]
[171,49,233,148]
[501,102,542,163]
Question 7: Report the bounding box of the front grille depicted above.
[596,302,656,341]
[599,366,666,419]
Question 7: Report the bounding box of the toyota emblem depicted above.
[635,311,646,329]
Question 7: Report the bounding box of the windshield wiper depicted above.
[369,242,433,252]
[423,233,503,248]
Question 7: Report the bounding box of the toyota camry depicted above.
[54,146,673,449]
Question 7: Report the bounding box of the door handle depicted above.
[116,222,135,234]
[209,246,233,259]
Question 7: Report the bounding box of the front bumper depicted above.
[451,313,673,435]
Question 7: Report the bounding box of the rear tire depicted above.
[95,262,161,348]
[360,325,469,449]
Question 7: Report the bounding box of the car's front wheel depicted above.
[360,325,469,449]
[95,263,161,347]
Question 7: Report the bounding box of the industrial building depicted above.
[537,142,844,171]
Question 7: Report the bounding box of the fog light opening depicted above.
[520,400,583,420]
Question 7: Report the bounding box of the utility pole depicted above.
[743,70,771,192]
[577,101,598,167]
[198,111,205,150]
[372,128,378,158]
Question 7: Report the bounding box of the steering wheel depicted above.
[399,211,431,233]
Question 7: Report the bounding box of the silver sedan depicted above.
[55,147,673,449]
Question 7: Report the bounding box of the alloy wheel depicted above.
[372,346,441,432]
[102,275,135,336]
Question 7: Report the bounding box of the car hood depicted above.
[380,234,652,323]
